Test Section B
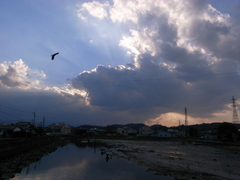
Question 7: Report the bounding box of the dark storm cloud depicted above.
[0,86,152,126]
[71,53,238,120]
[189,19,240,60]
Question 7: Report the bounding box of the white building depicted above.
[152,131,171,138]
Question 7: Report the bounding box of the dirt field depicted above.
[99,139,240,180]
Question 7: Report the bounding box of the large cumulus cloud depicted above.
[2,0,240,126]
[0,59,45,89]
[73,0,240,125]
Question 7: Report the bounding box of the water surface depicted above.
[12,143,173,180]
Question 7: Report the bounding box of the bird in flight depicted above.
[51,52,59,60]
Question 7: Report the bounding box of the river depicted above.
[11,142,174,180]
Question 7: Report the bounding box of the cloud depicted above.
[2,1,240,126]
[77,1,109,20]
[0,59,42,89]
[0,60,93,126]
[72,0,240,125]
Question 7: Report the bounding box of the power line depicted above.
[0,110,25,121]
[0,104,32,114]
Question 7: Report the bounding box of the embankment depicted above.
[0,136,67,179]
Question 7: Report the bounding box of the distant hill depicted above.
[105,123,146,131]
[77,125,102,129]
[76,122,240,132]
[190,123,222,131]
[124,123,147,130]
[150,124,168,131]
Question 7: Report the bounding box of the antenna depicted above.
[232,96,239,124]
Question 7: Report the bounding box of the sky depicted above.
[1,0,240,127]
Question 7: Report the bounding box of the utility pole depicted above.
[43,116,45,128]
[232,96,239,124]
[33,112,36,126]
[185,107,188,126]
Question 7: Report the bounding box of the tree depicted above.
[217,122,238,141]
[189,127,198,138]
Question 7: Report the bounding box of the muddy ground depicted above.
[99,139,240,180]
[1,138,239,180]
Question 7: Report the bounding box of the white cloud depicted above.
[79,0,232,63]
[0,59,87,99]
[0,59,31,89]
[78,1,110,20]
[0,59,50,90]
[45,84,90,105]
[119,29,156,56]
[109,0,141,23]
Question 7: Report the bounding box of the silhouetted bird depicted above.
[51,52,59,60]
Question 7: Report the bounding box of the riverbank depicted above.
[0,136,67,180]
[99,139,240,180]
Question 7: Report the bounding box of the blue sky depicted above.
[1,0,240,127]
[0,0,131,85]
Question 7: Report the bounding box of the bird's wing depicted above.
[51,52,59,60]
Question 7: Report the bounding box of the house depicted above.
[138,126,154,136]
[61,125,72,134]
[168,129,186,137]
[203,131,217,140]
[105,130,117,137]
[13,126,29,137]
[174,131,186,137]
[151,131,171,138]
[48,123,72,135]
[49,123,61,133]
[87,128,106,135]
[116,128,124,136]
[15,121,31,127]
[124,128,137,136]
[13,127,22,132]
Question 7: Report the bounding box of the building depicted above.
[168,129,186,137]
[116,127,137,137]
[116,128,124,136]
[49,123,72,134]
[61,125,72,134]
[203,130,217,140]
[138,126,154,136]
[151,131,171,138]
